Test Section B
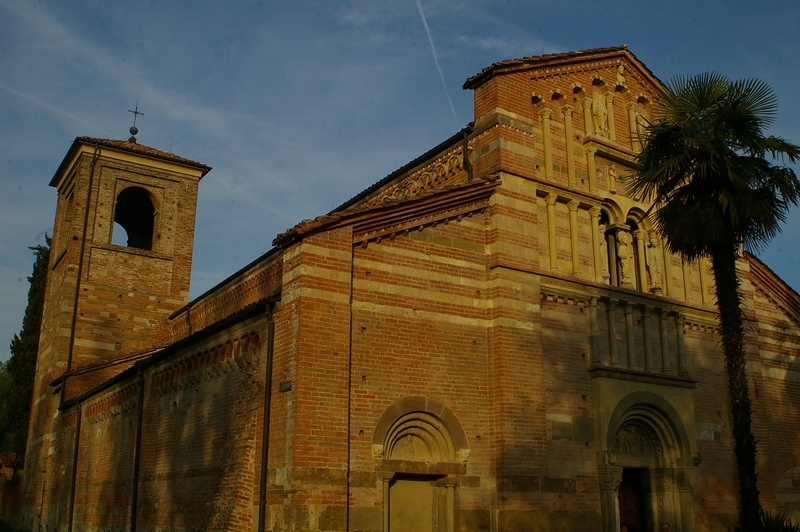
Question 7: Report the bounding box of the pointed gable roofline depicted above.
[745,251,800,323]
[50,136,211,187]
[462,44,664,91]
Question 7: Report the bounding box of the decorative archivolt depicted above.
[372,396,470,466]
[384,412,456,462]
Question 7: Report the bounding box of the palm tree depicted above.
[630,72,800,531]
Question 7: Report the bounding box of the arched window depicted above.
[113,187,155,250]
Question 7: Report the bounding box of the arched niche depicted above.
[373,395,469,472]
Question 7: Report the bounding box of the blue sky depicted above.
[2,0,800,361]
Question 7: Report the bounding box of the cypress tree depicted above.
[3,238,50,473]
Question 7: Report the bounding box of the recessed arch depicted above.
[373,396,469,463]
[605,391,691,460]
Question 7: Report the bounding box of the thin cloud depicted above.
[416,0,459,128]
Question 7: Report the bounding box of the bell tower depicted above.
[36,136,211,401]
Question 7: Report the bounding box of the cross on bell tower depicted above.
[128,101,144,142]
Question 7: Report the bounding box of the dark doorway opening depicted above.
[619,467,648,532]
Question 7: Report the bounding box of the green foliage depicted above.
[632,73,800,531]
[733,510,800,532]
[0,239,50,471]
[632,72,800,260]
[0,361,11,451]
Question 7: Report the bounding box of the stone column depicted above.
[624,301,636,369]
[589,297,601,365]
[607,299,620,367]
[582,97,594,135]
[675,314,687,376]
[605,92,616,142]
[627,102,641,151]
[446,483,455,532]
[643,306,655,371]
[383,477,390,531]
[598,457,622,532]
[699,257,710,306]
[568,200,580,276]
[663,246,675,298]
[541,108,554,180]
[635,229,648,292]
[591,208,606,283]
[546,193,558,271]
[563,105,577,187]
[682,259,693,302]
[585,147,598,193]
[607,231,618,286]
[659,308,672,373]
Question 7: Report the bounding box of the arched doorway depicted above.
[373,397,469,532]
[598,393,698,532]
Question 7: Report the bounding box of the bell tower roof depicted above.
[50,136,211,188]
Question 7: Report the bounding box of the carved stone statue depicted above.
[646,234,663,294]
[607,164,618,193]
[599,224,610,284]
[616,230,633,286]
[616,65,627,89]
[592,92,608,137]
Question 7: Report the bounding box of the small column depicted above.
[699,257,711,306]
[446,483,455,532]
[675,313,688,376]
[589,297,601,365]
[626,102,641,152]
[623,301,636,369]
[540,108,554,180]
[607,231,618,286]
[663,245,675,298]
[635,229,648,292]
[605,92,616,142]
[563,105,577,187]
[659,308,672,373]
[546,193,558,271]
[643,306,655,371]
[582,97,594,135]
[568,200,581,276]
[607,299,620,367]
[585,147,598,193]
[682,259,694,302]
[383,477,390,531]
[590,208,605,282]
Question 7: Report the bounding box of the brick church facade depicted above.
[12,46,800,531]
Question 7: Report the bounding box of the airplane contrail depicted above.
[416,0,459,128]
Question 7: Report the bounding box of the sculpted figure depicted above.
[616,230,633,286]
[599,224,610,284]
[616,65,627,89]
[607,164,618,192]
[592,92,608,137]
[646,234,663,294]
